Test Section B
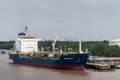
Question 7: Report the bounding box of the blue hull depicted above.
[9,53,88,71]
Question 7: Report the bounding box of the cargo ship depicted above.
[9,25,89,72]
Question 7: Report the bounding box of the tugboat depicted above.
[9,25,89,72]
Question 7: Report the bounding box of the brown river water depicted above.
[0,54,120,80]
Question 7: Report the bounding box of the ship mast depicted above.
[79,34,82,53]
[24,24,28,36]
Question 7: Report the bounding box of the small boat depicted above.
[1,50,6,54]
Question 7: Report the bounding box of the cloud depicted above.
[64,0,120,5]
[79,0,120,3]
[0,0,120,41]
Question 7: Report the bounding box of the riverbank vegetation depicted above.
[0,40,120,57]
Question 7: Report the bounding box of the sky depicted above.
[0,0,120,41]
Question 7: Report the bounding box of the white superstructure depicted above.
[15,25,41,53]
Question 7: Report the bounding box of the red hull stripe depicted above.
[15,62,86,72]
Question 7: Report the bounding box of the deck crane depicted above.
[52,34,59,52]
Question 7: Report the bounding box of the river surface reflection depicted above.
[0,54,119,80]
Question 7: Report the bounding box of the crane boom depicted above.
[52,34,59,52]
[54,34,59,43]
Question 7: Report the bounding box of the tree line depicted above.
[0,40,120,57]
